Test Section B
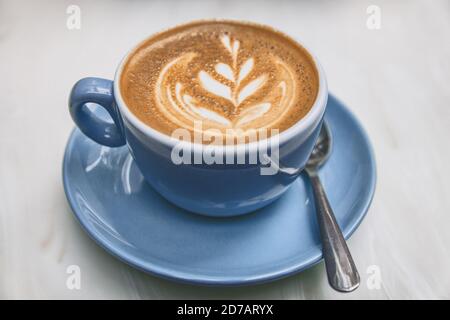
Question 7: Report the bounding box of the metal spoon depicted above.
[305,122,360,292]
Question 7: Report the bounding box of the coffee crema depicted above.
[120,20,319,141]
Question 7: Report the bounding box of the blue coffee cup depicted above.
[69,23,328,217]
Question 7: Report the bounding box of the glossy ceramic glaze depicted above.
[62,95,376,286]
[68,21,328,216]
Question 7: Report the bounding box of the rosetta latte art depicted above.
[155,34,296,133]
[120,21,319,140]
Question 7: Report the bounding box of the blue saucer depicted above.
[63,95,376,286]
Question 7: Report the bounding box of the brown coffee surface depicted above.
[120,20,319,141]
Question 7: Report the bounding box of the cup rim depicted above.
[113,19,328,154]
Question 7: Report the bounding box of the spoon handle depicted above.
[308,171,360,292]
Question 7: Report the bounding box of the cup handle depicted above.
[69,77,126,147]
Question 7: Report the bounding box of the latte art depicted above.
[157,34,295,130]
[120,20,319,141]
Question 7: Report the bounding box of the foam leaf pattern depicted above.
[235,103,271,126]
[215,63,234,81]
[238,58,253,83]
[186,34,274,127]
[199,70,232,101]
[191,107,232,126]
[238,75,267,105]
[183,94,231,126]
[232,40,240,58]
[221,35,232,53]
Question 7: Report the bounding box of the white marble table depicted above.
[1,0,449,299]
